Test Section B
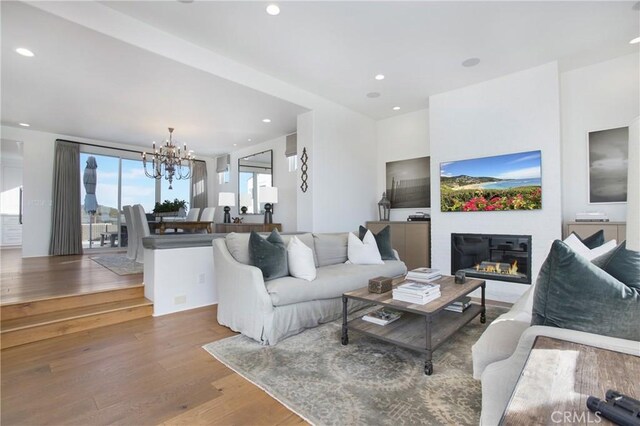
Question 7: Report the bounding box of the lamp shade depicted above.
[218,192,236,206]
[259,186,278,204]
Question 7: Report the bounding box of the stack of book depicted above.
[362,308,403,326]
[406,267,442,283]
[445,297,472,313]
[392,281,441,304]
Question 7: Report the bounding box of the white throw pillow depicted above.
[347,231,384,265]
[287,236,317,281]
[563,233,617,261]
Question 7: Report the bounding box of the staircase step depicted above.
[1,298,153,349]
[1,285,144,321]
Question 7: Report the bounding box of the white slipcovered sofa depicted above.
[213,232,407,345]
[472,287,640,425]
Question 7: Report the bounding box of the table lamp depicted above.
[259,187,278,224]
[218,192,236,224]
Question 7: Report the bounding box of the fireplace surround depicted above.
[451,233,532,284]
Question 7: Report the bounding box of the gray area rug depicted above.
[90,254,143,275]
[204,306,505,425]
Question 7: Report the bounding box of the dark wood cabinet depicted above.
[215,223,282,233]
[366,221,430,270]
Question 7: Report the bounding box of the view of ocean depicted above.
[480,178,542,189]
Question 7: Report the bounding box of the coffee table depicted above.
[341,275,486,375]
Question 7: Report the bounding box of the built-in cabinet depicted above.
[215,223,282,233]
[366,221,430,270]
[565,222,626,243]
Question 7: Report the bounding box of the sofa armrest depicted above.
[479,326,640,425]
[213,238,274,343]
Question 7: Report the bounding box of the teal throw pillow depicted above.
[595,242,640,290]
[572,230,605,249]
[249,230,288,281]
[531,240,640,341]
[359,225,395,260]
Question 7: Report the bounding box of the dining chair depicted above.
[185,208,200,222]
[199,207,215,223]
[132,204,150,263]
[123,205,138,260]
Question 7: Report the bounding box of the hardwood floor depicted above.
[1,305,305,425]
[1,248,142,304]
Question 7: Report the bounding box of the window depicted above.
[288,155,298,172]
[218,170,229,184]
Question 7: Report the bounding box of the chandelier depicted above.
[142,127,194,189]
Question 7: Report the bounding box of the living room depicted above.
[1,1,639,425]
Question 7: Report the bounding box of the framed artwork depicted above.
[588,127,628,204]
[440,150,542,212]
[385,156,430,208]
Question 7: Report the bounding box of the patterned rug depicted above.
[203,306,505,425]
[90,254,143,275]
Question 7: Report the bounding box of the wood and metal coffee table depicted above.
[341,276,486,375]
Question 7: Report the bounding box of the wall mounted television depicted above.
[440,150,542,212]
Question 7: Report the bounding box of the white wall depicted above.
[0,125,216,257]
[376,108,430,221]
[214,134,297,232]
[429,62,563,303]
[560,53,639,223]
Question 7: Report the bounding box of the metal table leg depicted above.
[341,296,349,345]
[425,315,433,375]
[481,282,487,324]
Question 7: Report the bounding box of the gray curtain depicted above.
[191,160,208,210]
[49,140,82,255]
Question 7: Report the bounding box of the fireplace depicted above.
[451,233,532,284]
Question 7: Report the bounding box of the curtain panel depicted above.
[191,160,208,210]
[49,140,83,255]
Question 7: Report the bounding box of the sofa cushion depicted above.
[226,232,317,266]
[572,230,605,249]
[531,240,640,341]
[266,260,407,306]
[313,233,348,266]
[347,231,384,265]
[595,242,640,290]
[563,233,616,261]
[249,230,288,281]
[287,236,317,281]
[359,225,395,260]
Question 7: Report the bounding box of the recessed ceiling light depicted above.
[16,47,34,57]
[392,106,401,111]
[462,57,481,67]
[233,143,237,146]
[262,119,271,123]
[630,37,640,44]
[366,92,381,98]
[375,74,385,81]
[248,138,252,142]
[266,4,280,15]
[18,122,30,127]
[177,0,194,3]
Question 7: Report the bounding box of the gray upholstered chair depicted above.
[185,208,200,222]
[123,205,137,260]
[199,207,215,223]
[132,204,150,263]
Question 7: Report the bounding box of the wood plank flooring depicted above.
[0,248,142,304]
[1,305,305,425]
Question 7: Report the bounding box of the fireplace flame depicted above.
[508,260,518,275]
[473,260,519,276]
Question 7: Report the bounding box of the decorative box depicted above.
[368,276,393,294]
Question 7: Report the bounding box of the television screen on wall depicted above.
[440,150,542,212]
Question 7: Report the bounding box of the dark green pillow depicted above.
[249,230,288,281]
[531,240,640,341]
[572,230,605,249]
[595,242,640,290]
[359,225,395,260]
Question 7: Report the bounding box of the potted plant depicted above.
[153,199,188,219]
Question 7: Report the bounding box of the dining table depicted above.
[149,221,214,234]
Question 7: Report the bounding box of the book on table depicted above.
[392,292,441,305]
[392,281,441,304]
[444,297,472,313]
[362,308,403,326]
[406,267,442,282]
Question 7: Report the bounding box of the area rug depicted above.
[203,306,505,426]
[90,254,143,275]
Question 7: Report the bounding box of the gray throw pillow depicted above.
[595,242,640,290]
[572,230,605,249]
[531,240,640,341]
[249,230,288,281]
[359,225,395,260]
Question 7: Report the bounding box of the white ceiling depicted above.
[1,1,638,154]
[0,2,307,156]
[104,1,640,120]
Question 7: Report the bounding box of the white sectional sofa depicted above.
[213,232,407,345]
[472,287,640,425]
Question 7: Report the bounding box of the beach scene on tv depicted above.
[440,150,542,212]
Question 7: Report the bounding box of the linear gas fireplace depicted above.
[451,233,532,284]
